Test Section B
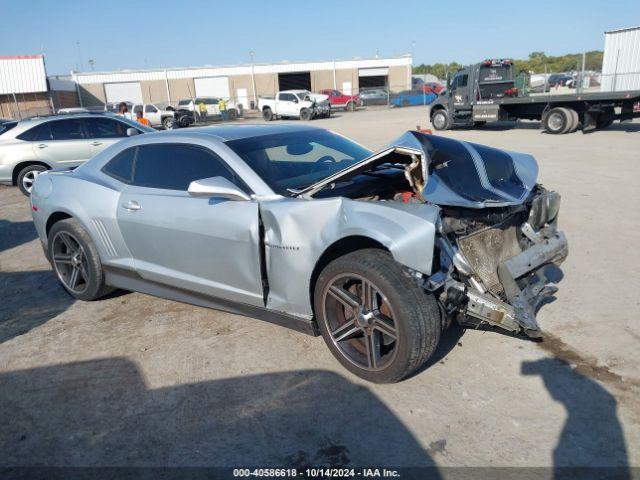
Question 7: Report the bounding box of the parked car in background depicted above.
[29,125,567,383]
[176,97,242,120]
[258,90,330,121]
[359,88,389,105]
[131,103,177,129]
[0,113,154,195]
[421,82,444,95]
[318,89,359,111]
[391,90,437,107]
[0,118,17,135]
[57,108,90,114]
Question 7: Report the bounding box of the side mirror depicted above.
[187,176,251,201]
[126,128,140,137]
[293,98,299,103]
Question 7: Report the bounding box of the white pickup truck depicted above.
[258,90,330,121]
[131,103,177,129]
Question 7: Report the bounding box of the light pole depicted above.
[76,41,84,71]
[250,50,258,110]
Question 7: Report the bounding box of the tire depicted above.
[566,108,579,133]
[431,110,449,131]
[300,108,312,121]
[162,117,176,130]
[543,107,571,134]
[228,109,238,120]
[346,101,355,112]
[262,108,273,121]
[314,249,441,383]
[17,164,48,196]
[48,218,113,301]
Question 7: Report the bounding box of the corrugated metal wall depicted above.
[0,55,48,95]
[602,27,640,92]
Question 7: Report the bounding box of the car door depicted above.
[32,118,91,167]
[277,93,297,116]
[115,142,264,306]
[144,104,161,125]
[83,117,134,156]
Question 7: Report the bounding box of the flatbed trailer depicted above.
[429,59,640,134]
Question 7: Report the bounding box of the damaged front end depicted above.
[401,132,568,339]
[300,131,568,339]
[433,188,568,338]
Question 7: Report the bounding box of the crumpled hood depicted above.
[299,131,538,208]
[389,131,538,208]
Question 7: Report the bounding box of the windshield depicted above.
[296,91,311,100]
[178,99,191,105]
[226,129,372,195]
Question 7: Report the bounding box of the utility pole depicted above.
[76,41,84,71]
[250,50,258,109]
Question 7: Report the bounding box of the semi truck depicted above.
[429,59,640,134]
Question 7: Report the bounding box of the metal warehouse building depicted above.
[0,55,50,118]
[71,56,413,109]
[601,26,640,92]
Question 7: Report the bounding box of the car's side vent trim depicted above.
[92,219,117,257]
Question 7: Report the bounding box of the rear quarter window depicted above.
[102,147,136,183]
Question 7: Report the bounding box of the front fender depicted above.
[259,197,439,317]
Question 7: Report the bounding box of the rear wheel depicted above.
[17,164,47,196]
[543,107,571,134]
[314,249,441,383]
[566,108,579,133]
[48,218,113,301]
[262,107,273,121]
[431,110,449,130]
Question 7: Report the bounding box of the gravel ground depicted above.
[0,106,638,471]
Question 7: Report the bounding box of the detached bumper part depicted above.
[464,231,568,338]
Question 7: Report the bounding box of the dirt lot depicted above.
[1,107,639,470]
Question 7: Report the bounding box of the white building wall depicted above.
[0,55,48,94]
[601,26,640,92]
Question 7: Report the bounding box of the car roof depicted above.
[156,123,320,142]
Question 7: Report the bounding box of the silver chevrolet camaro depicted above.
[30,124,568,383]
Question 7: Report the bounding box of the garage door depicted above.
[194,77,230,98]
[278,72,311,91]
[359,68,388,89]
[104,82,143,103]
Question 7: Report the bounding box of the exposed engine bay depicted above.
[300,131,568,338]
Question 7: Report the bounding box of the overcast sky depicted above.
[1,0,638,74]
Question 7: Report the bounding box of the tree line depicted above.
[413,51,604,78]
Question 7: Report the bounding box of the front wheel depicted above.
[48,218,113,301]
[431,110,449,130]
[17,164,47,196]
[162,117,176,129]
[346,101,355,112]
[314,249,442,383]
[300,108,312,121]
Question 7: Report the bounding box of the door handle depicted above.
[36,144,48,149]
[91,141,103,146]
[122,200,141,211]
